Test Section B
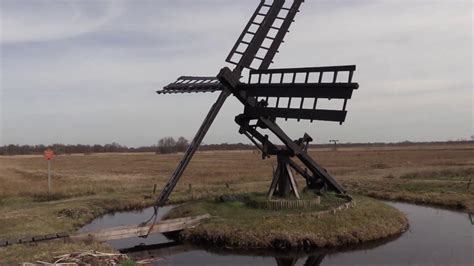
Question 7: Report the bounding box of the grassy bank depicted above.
[0,192,155,265]
[343,167,474,211]
[165,195,408,250]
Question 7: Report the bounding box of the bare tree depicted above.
[176,137,189,152]
[157,137,177,154]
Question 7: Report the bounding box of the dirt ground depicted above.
[0,143,473,263]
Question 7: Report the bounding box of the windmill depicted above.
[155,0,359,207]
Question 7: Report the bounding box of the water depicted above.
[79,202,473,265]
[78,205,175,250]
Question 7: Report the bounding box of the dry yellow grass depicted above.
[0,143,472,209]
[0,150,272,199]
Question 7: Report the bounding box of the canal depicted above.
[79,201,473,265]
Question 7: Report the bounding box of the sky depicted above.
[0,0,472,147]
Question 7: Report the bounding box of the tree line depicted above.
[0,137,256,155]
[0,139,471,156]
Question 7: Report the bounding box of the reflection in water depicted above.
[121,223,401,265]
[80,201,474,265]
[274,255,324,266]
[302,255,324,266]
[123,244,329,266]
[275,257,298,266]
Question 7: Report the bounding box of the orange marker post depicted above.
[44,149,54,193]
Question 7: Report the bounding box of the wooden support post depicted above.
[47,160,51,193]
[267,155,300,199]
[286,164,300,199]
[154,90,230,207]
[267,163,281,199]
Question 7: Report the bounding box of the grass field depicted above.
[0,143,473,263]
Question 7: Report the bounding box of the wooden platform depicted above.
[71,214,210,242]
[0,214,210,247]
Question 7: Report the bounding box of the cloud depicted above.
[1,0,124,43]
[0,0,472,146]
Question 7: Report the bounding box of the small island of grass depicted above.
[165,193,408,250]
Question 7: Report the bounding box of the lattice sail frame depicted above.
[242,66,358,123]
[157,76,224,94]
[226,0,304,70]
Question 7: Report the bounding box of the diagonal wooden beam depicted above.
[286,163,300,199]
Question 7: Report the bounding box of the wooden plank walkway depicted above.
[70,214,210,242]
[0,214,210,247]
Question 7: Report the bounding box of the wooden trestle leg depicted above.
[154,90,230,207]
[267,155,301,200]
